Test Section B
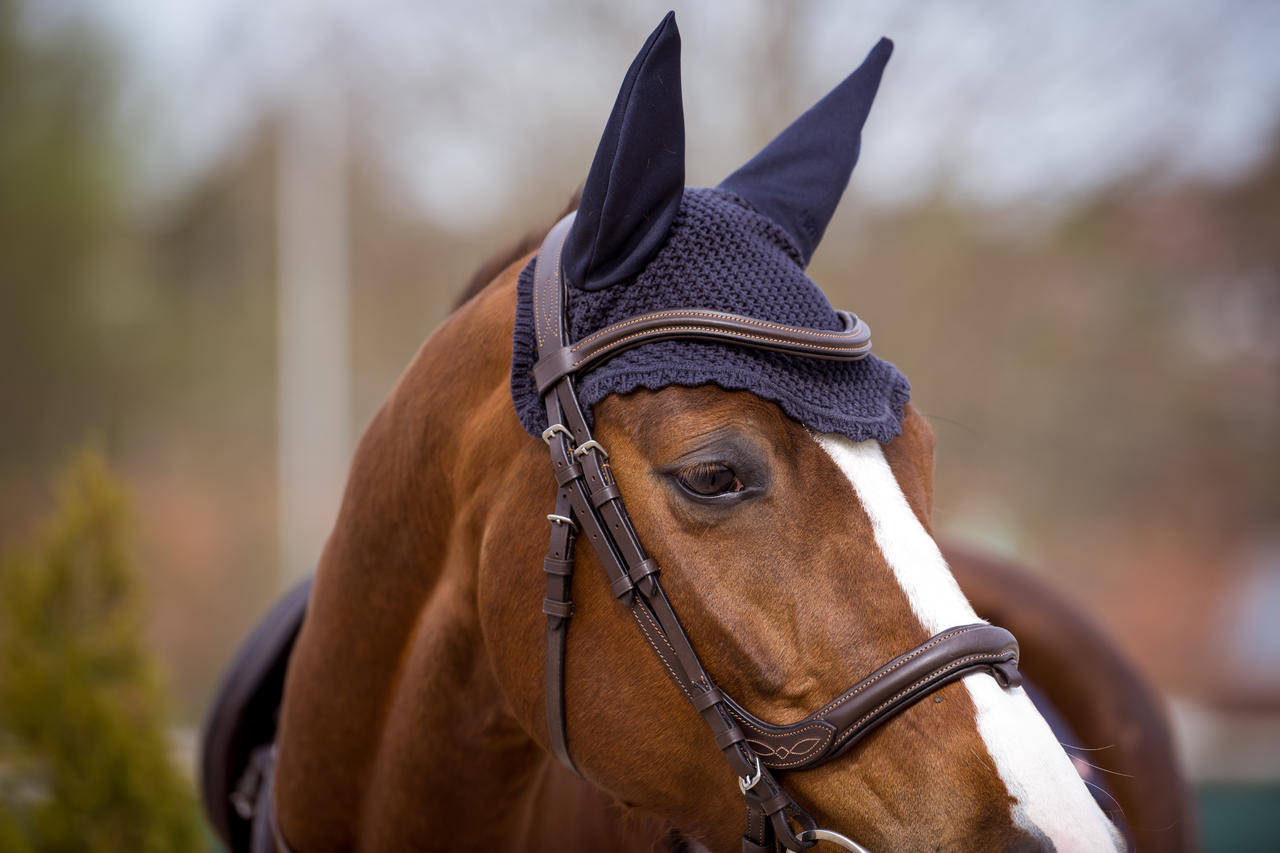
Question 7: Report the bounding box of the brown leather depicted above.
[721,623,1020,771]
[542,486,578,774]
[533,308,870,394]
[530,214,1024,853]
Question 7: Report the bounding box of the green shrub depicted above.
[0,450,202,852]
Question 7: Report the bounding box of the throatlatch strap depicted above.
[542,486,577,774]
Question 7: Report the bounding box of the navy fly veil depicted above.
[510,16,908,444]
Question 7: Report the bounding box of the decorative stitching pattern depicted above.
[534,220,568,351]
[725,711,833,769]
[534,260,548,350]
[548,235,564,345]
[745,736,823,762]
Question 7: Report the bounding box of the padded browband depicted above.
[533,309,870,394]
[530,213,1023,853]
[530,217,872,395]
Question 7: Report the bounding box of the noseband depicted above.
[532,215,1023,853]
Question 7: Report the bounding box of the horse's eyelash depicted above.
[681,461,728,479]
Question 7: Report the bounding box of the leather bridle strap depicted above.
[533,308,870,394]
[541,484,578,774]
[719,623,1020,771]
[531,214,1022,853]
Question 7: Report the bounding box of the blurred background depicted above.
[1,0,1276,849]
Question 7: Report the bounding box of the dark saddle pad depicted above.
[200,577,312,852]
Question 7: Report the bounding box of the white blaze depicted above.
[815,434,1122,852]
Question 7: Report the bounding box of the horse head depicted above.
[274,13,1124,852]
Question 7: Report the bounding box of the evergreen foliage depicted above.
[0,451,202,852]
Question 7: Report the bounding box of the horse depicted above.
[201,13,1193,852]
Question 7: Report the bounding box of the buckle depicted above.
[738,753,763,794]
[546,514,578,533]
[572,440,608,460]
[541,424,574,446]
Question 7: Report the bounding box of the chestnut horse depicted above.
[247,14,1193,853]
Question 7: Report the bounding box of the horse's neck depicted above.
[275,265,669,851]
[363,592,672,848]
[355,580,553,848]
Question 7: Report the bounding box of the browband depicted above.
[533,308,870,394]
[531,214,1022,853]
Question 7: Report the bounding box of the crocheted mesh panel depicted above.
[511,187,910,442]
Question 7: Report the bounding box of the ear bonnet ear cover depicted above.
[563,12,684,292]
[510,21,909,443]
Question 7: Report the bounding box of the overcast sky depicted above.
[39,0,1280,222]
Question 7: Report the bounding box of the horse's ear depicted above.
[563,12,684,291]
[719,37,893,267]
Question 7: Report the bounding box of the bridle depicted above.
[531,214,1023,853]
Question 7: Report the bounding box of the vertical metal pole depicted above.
[276,79,350,589]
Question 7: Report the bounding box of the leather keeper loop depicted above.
[609,573,634,599]
[533,347,575,395]
[543,557,574,577]
[690,685,724,712]
[588,482,622,508]
[628,558,659,585]
[759,791,793,816]
[553,461,584,487]
[714,724,747,751]
[542,599,573,619]
[991,659,1021,688]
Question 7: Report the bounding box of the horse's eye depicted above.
[677,462,744,497]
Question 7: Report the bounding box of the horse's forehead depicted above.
[595,386,803,459]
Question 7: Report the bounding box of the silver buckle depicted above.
[737,753,763,794]
[541,424,574,446]
[572,440,608,460]
[546,514,578,533]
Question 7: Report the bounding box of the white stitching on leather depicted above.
[569,325,868,370]
[727,710,834,769]
[815,626,976,718]
[573,309,860,348]
[828,652,1010,752]
[632,604,693,700]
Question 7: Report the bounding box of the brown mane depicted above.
[452,191,582,310]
